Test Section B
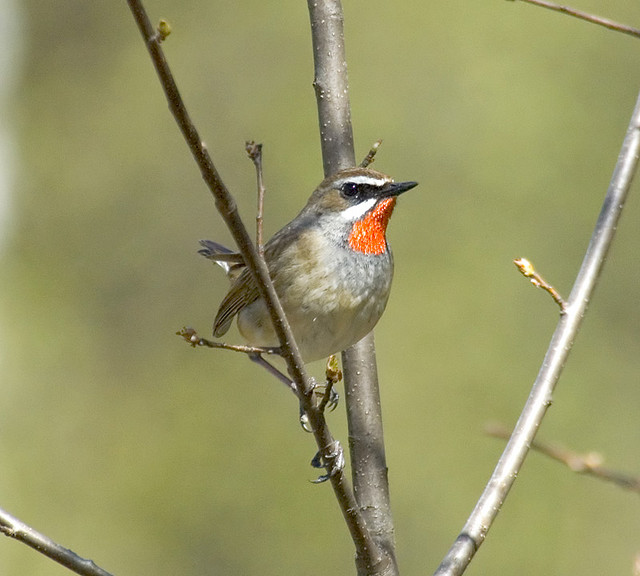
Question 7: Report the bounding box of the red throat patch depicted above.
[348,197,397,255]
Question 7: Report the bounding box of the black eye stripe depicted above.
[339,181,381,198]
[341,182,359,196]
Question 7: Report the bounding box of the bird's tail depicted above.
[198,239,246,276]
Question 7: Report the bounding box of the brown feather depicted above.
[213,267,260,336]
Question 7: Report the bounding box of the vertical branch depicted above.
[434,87,640,576]
[344,336,397,567]
[307,1,398,575]
[245,141,266,253]
[308,0,355,174]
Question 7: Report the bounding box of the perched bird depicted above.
[200,166,417,363]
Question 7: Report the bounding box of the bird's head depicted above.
[304,167,418,255]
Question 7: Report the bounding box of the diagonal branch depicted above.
[125,2,308,387]
[0,506,114,576]
[434,87,640,576]
[509,0,640,39]
[126,1,384,573]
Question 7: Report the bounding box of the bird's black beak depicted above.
[382,180,418,198]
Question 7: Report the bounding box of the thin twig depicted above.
[0,507,114,576]
[514,257,567,312]
[177,327,298,395]
[434,87,640,576]
[318,355,342,413]
[509,0,640,40]
[360,139,383,168]
[245,141,266,254]
[486,423,640,494]
[177,326,279,354]
[126,1,375,571]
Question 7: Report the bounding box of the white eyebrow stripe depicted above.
[336,175,390,187]
[340,197,377,221]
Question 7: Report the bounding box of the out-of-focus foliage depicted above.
[1,1,639,575]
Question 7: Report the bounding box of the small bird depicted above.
[199,166,417,363]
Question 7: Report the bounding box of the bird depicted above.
[199,166,417,363]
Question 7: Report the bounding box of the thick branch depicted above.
[434,87,640,576]
[0,507,113,576]
[308,2,397,575]
[343,336,396,565]
[308,0,355,175]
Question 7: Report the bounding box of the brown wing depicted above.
[213,267,260,337]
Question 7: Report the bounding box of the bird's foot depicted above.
[310,440,345,483]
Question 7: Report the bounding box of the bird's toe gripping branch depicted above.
[310,439,346,483]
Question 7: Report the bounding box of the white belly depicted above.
[237,244,394,362]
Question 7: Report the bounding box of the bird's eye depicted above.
[340,182,361,197]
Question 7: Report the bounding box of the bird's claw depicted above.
[299,408,312,433]
[324,387,340,412]
[310,440,345,483]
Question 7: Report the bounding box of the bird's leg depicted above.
[248,353,315,431]
[248,353,297,394]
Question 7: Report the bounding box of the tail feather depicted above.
[199,239,254,336]
[198,239,244,275]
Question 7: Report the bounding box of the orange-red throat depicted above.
[348,197,397,255]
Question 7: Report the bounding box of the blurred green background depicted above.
[1,0,639,574]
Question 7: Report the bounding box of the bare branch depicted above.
[308,1,397,574]
[434,86,640,576]
[0,507,114,576]
[177,326,280,355]
[360,139,383,168]
[486,423,640,494]
[509,0,640,40]
[245,141,266,254]
[308,0,355,175]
